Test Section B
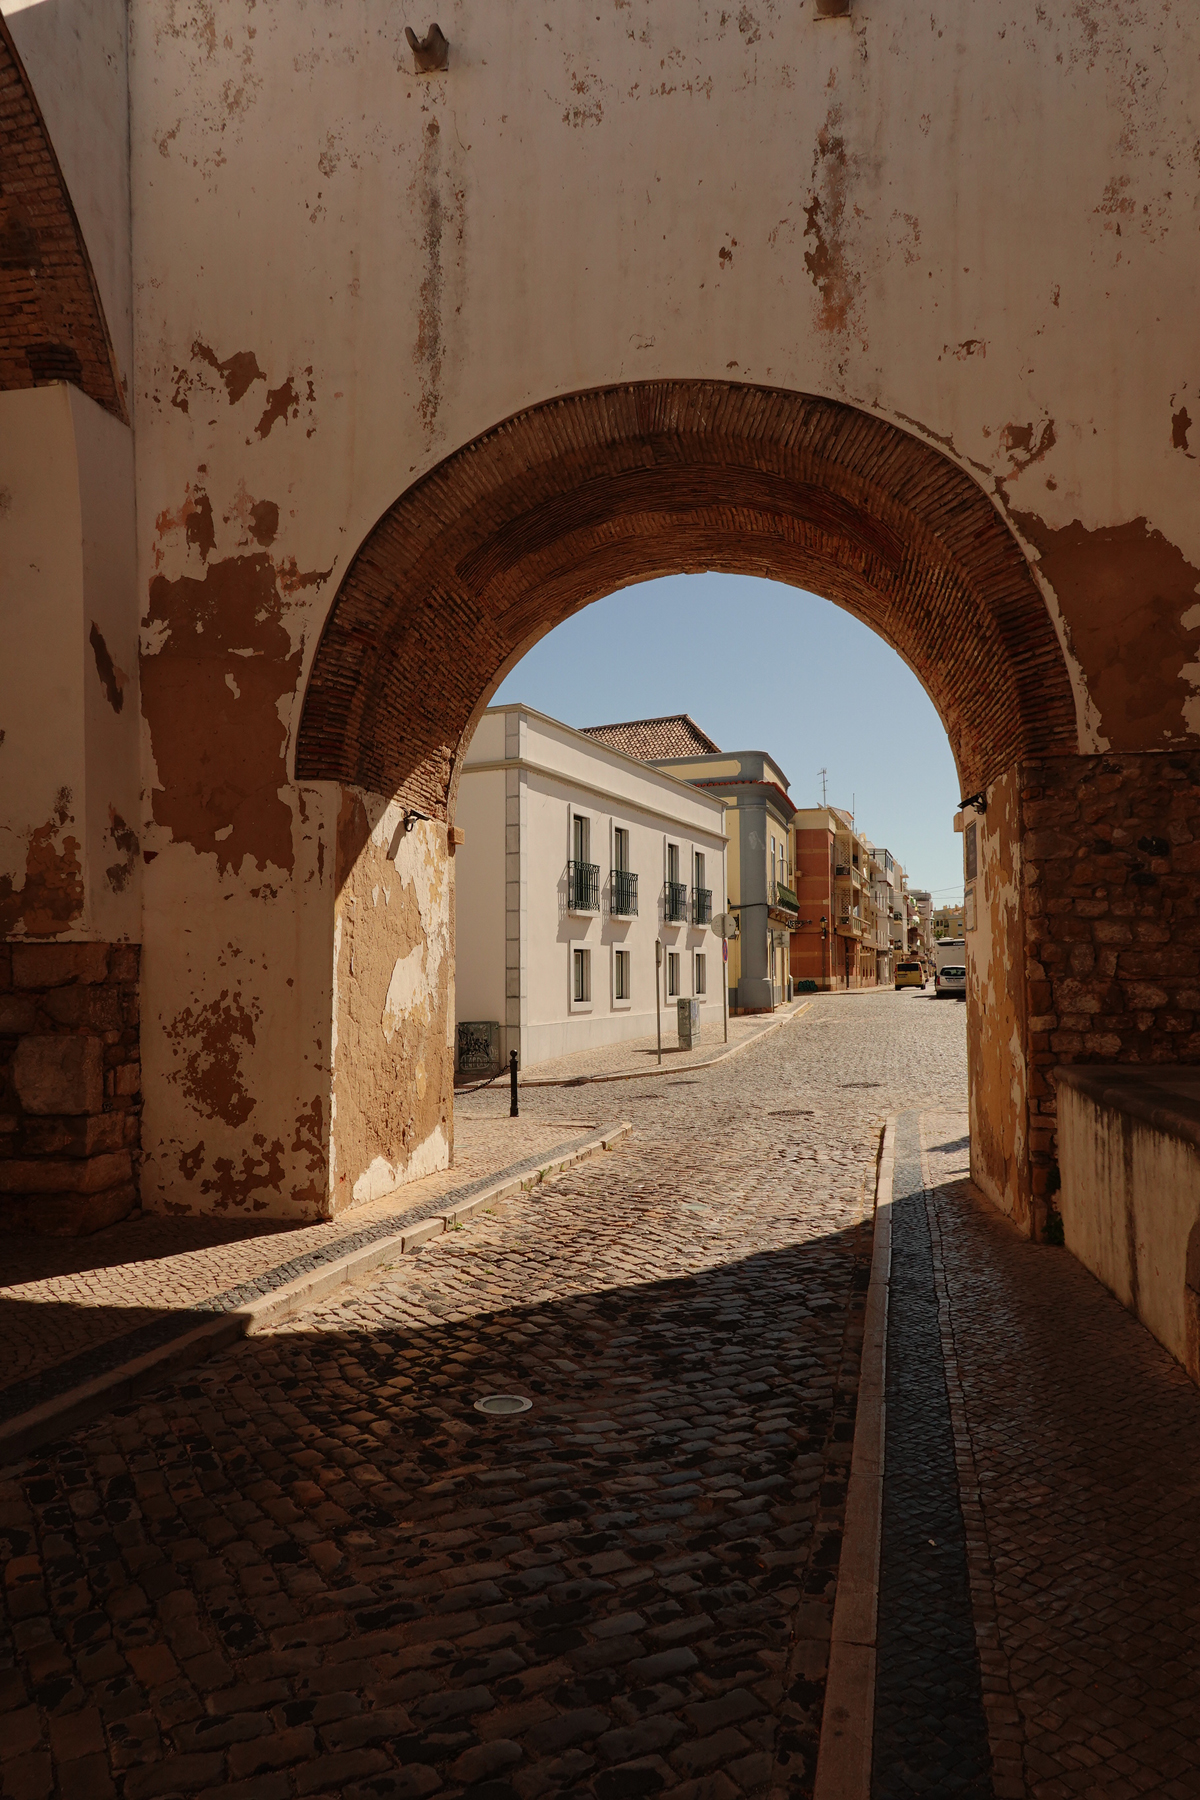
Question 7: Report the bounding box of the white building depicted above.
[455,706,729,1070]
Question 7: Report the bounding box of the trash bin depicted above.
[677,997,700,1049]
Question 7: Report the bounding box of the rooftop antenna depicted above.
[818,767,828,807]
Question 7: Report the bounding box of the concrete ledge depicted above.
[1056,1063,1200,1153]
[813,1113,894,1800]
[0,1121,631,1466]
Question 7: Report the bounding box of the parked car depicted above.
[895,959,925,990]
[936,962,967,1000]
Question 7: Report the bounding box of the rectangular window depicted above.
[614,948,630,1001]
[695,953,707,995]
[667,842,680,884]
[614,826,629,871]
[667,951,680,997]
[573,947,590,1003]
[694,850,705,889]
[965,821,978,882]
[573,814,590,864]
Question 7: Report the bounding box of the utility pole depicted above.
[655,940,663,1065]
[818,767,828,807]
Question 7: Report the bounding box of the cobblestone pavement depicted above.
[0,990,968,1800]
[923,1115,1200,1800]
[1,1119,597,1398]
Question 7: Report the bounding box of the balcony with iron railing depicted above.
[568,860,600,912]
[664,880,688,923]
[692,886,712,926]
[610,868,638,917]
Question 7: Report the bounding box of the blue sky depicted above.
[491,572,965,904]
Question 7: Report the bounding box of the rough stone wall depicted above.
[1020,753,1200,1227]
[0,941,140,1234]
[331,798,453,1214]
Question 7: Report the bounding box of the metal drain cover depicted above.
[474,1394,533,1416]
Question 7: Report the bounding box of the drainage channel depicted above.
[871,1109,994,1798]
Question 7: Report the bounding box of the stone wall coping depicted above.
[1056,1065,1200,1153]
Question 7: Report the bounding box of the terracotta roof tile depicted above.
[581,714,720,760]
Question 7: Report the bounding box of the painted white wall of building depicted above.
[458,707,727,1070]
[454,768,507,1045]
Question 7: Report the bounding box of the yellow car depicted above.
[895,959,925,989]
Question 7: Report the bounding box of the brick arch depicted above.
[296,382,1076,811]
[0,14,125,419]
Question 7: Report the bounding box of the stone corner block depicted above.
[12,1035,105,1115]
[12,942,110,989]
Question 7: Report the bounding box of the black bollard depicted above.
[509,1049,519,1118]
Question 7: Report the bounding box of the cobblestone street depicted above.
[14,992,1200,1800]
[0,991,966,1800]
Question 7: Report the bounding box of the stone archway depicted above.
[296,382,1076,811]
[297,381,1076,1233]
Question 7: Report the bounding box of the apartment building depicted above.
[582,717,798,1012]
[791,808,890,989]
[932,903,965,939]
[455,706,727,1069]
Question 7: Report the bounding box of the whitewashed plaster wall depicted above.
[0,385,140,943]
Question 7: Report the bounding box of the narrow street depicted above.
[5,993,1200,1800]
[0,991,963,1800]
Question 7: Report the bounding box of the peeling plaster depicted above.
[966,774,1028,1230]
[1013,512,1200,748]
[164,985,260,1128]
[331,797,452,1216]
[89,622,126,714]
[141,554,302,875]
[0,788,84,937]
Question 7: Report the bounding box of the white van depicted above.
[935,937,967,1000]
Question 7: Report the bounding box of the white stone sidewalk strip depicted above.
[813,1112,895,1800]
[0,1121,631,1465]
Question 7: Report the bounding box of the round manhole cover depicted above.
[473,1394,533,1416]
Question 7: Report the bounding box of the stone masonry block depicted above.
[113,1062,141,1097]
[41,986,125,1031]
[11,943,109,988]
[19,1113,126,1158]
[12,1036,104,1115]
[0,995,37,1034]
[0,1150,131,1194]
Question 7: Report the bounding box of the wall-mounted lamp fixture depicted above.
[403,808,430,834]
[958,789,989,816]
[405,23,449,71]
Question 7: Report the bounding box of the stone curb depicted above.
[813,1112,895,1800]
[513,1000,811,1088]
[0,1121,632,1467]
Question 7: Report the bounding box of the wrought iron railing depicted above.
[610,868,639,916]
[664,880,688,923]
[568,860,600,911]
[692,886,712,926]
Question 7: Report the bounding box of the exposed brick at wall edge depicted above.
[0,942,141,1235]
